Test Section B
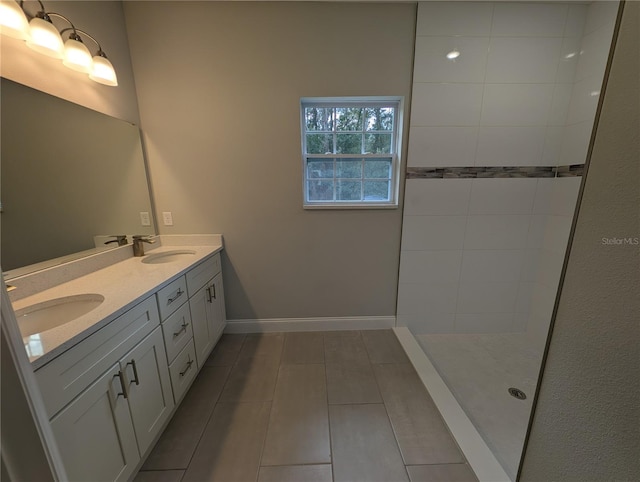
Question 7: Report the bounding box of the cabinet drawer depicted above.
[156,276,188,321]
[186,253,221,296]
[161,302,194,364]
[168,340,198,404]
[36,295,160,419]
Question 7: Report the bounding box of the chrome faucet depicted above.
[132,235,155,257]
[104,235,128,246]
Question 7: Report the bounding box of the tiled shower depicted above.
[397,2,618,479]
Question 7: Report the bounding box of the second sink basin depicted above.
[141,250,196,264]
[16,294,105,337]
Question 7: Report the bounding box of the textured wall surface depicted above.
[521,2,640,480]
[124,1,416,320]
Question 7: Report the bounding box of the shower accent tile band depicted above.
[406,164,585,179]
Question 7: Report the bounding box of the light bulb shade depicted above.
[26,17,64,58]
[0,0,30,39]
[89,55,118,86]
[63,37,92,73]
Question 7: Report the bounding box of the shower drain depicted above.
[508,387,527,400]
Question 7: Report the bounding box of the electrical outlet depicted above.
[140,212,151,226]
[162,211,173,226]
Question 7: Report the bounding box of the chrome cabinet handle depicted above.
[212,283,216,300]
[179,357,194,377]
[114,370,129,399]
[126,359,140,385]
[173,322,189,338]
[167,288,184,305]
[206,286,212,303]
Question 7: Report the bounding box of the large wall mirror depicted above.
[1,78,156,277]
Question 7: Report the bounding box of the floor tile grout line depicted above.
[322,331,336,482]
[181,362,234,478]
[254,333,287,479]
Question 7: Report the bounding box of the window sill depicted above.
[303,203,399,210]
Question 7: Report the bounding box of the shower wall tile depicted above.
[416,2,494,37]
[526,215,547,250]
[542,126,565,166]
[567,76,602,125]
[532,179,555,215]
[455,313,514,334]
[475,126,546,166]
[408,127,479,168]
[485,37,563,84]
[411,83,484,127]
[491,2,568,37]
[481,84,554,126]
[520,250,541,282]
[397,282,459,315]
[556,37,582,83]
[396,314,456,335]
[583,0,618,36]
[464,215,531,250]
[468,178,537,214]
[402,216,467,251]
[403,179,472,215]
[549,84,573,126]
[575,23,617,82]
[537,249,567,290]
[512,313,529,333]
[565,5,588,38]
[413,36,489,83]
[457,282,519,314]
[559,120,592,165]
[460,250,525,283]
[551,177,582,216]
[399,250,463,285]
[542,215,574,253]
[516,282,536,314]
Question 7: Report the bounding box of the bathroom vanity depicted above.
[8,236,226,481]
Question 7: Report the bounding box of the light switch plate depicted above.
[162,211,173,226]
[140,212,151,226]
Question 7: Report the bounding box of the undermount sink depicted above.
[141,250,196,264]
[16,294,105,337]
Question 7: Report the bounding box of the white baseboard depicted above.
[393,327,512,482]
[224,316,396,334]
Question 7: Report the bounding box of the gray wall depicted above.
[124,1,416,320]
[520,2,640,480]
[0,1,140,124]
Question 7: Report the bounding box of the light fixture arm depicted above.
[60,27,106,56]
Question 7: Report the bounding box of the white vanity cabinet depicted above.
[35,296,174,482]
[186,253,226,367]
[50,364,139,482]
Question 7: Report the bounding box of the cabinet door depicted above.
[50,364,139,482]
[121,326,174,456]
[189,284,214,367]
[208,272,226,343]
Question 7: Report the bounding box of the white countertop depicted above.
[12,243,222,369]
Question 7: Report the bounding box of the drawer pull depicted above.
[180,357,194,377]
[167,288,184,305]
[126,359,140,385]
[212,283,217,300]
[114,370,129,399]
[173,322,189,338]
[206,286,212,303]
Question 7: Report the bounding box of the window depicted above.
[301,97,403,208]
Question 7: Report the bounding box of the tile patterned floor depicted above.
[135,330,477,482]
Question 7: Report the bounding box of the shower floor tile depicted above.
[417,332,544,480]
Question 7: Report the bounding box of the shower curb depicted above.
[393,327,511,482]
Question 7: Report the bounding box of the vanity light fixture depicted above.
[0,0,30,39]
[0,0,118,86]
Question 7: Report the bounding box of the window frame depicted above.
[300,96,403,209]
